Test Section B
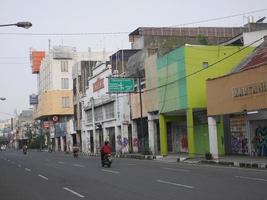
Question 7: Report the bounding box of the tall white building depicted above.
[31,46,75,152]
[81,62,132,154]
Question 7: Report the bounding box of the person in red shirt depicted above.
[100,141,112,164]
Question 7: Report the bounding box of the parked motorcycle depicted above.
[102,154,112,167]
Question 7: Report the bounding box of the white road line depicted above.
[156,179,194,189]
[25,168,31,172]
[18,164,22,168]
[7,159,10,162]
[121,163,137,166]
[102,169,120,174]
[235,176,267,182]
[38,174,49,181]
[63,187,85,198]
[162,167,189,172]
[58,161,65,164]
[73,164,85,168]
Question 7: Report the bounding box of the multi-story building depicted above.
[13,110,33,149]
[81,61,132,155]
[207,37,267,157]
[126,24,263,155]
[72,50,110,151]
[31,46,75,152]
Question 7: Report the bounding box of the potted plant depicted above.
[205,152,213,160]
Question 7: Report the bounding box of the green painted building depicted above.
[156,45,254,156]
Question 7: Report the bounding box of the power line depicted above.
[0,9,266,36]
[0,56,28,59]
[0,31,129,36]
[172,8,267,27]
[0,63,29,65]
[145,36,264,93]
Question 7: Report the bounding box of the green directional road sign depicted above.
[108,78,135,93]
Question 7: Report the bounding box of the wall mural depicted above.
[252,126,267,156]
[230,115,248,155]
[117,135,129,151]
[231,136,248,154]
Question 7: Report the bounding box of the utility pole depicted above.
[138,70,144,153]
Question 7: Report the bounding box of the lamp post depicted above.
[0,21,32,29]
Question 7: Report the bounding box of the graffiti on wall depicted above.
[252,126,267,156]
[133,138,140,148]
[117,135,129,149]
[231,136,248,154]
[181,134,188,150]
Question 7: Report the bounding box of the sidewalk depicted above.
[78,151,267,169]
[199,155,267,169]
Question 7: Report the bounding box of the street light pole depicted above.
[0,22,32,29]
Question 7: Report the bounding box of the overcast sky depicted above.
[0,0,267,120]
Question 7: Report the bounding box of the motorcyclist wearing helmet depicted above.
[100,141,112,163]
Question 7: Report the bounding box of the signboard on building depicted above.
[93,78,104,92]
[108,78,135,93]
[29,94,38,105]
[232,80,267,98]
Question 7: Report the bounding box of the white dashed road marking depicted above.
[156,179,194,189]
[63,187,85,198]
[38,174,49,181]
[162,167,189,172]
[235,176,267,182]
[102,169,120,174]
[73,164,85,168]
[25,168,31,172]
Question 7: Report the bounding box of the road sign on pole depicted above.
[108,78,135,93]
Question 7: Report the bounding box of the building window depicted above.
[86,110,92,123]
[61,78,69,89]
[62,97,70,108]
[95,107,103,121]
[105,103,114,119]
[61,61,68,72]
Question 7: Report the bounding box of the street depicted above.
[1,150,267,200]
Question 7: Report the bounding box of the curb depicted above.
[200,160,267,169]
[79,152,154,160]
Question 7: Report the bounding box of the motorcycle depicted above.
[23,147,27,155]
[102,154,112,167]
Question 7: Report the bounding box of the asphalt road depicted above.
[1,150,267,200]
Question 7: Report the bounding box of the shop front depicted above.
[207,40,267,157]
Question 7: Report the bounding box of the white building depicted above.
[32,46,76,152]
[81,62,131,154]
[72,50,111,151]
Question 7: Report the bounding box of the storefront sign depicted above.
[232,81,267,98]
[93,78,104,92]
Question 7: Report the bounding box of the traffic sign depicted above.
[108,78,135,93]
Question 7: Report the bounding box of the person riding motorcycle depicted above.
[22,145,27,154]
[100,141,112,164]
